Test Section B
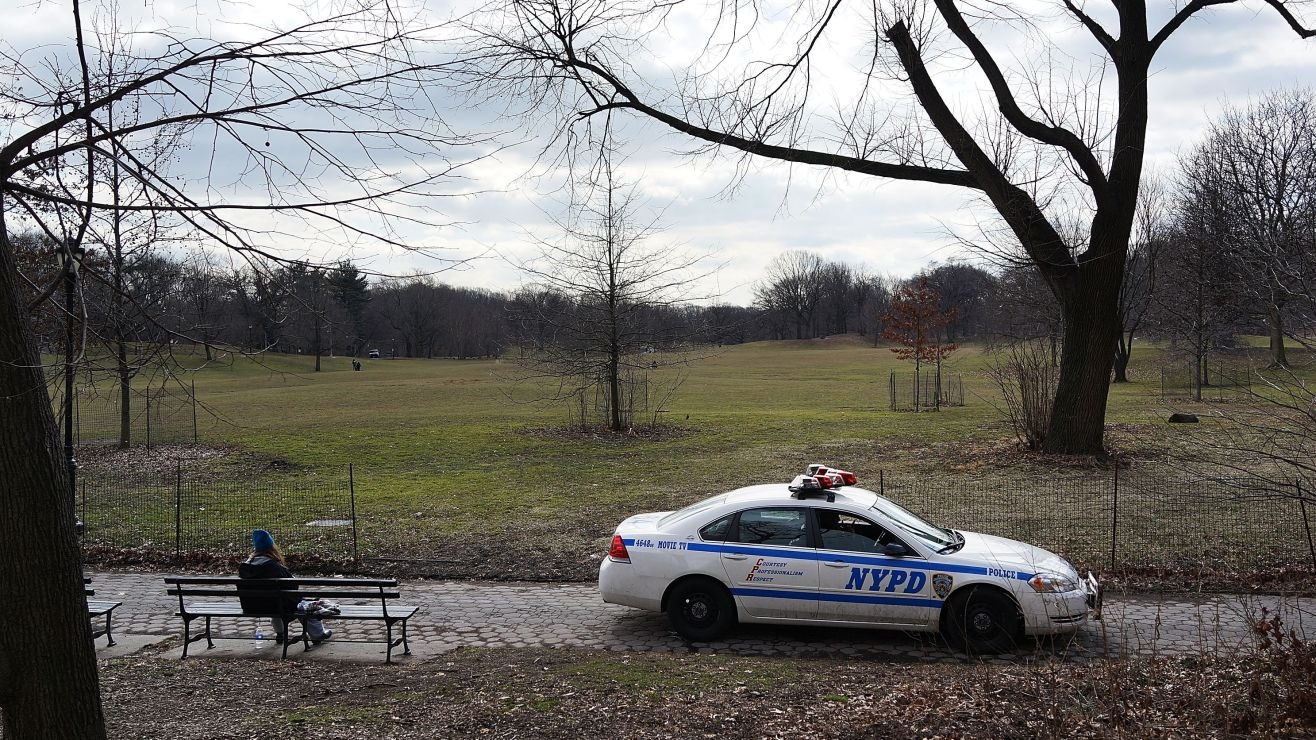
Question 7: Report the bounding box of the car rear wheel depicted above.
[666,578,735,642]
[942,586,1021,654]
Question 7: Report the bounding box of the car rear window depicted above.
[658,494,728,528]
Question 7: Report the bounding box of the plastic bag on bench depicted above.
[299,599,341,617]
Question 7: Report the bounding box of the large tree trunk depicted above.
[1113,333,1131,383]
[1268,303,1288,368]
[0,225,107,737]
[1042,254,1123,455]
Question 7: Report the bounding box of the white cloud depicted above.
[5,0,1313,306]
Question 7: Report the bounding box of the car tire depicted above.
[666,578,736,642]
[941,586,1022,654]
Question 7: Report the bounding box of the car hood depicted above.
[948,530,1077,578]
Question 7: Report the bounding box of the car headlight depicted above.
[1028,571,1079,593]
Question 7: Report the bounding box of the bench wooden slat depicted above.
[87,600,121,617]
[165,576,399,587]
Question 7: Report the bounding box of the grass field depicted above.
[72,336,1316,580]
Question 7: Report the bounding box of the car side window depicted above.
[699,514,734,542]
[734,508,810,547]
[815,510,909,554]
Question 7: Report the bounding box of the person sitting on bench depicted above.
[238,529,332,644]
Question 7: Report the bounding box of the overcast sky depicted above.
[3,0,1313,305]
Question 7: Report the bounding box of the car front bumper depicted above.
[1021,571,1102,635]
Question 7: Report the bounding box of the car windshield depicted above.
[658,494,728,528]
[871,498,956,548]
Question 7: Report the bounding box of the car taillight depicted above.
[608,534,631,563]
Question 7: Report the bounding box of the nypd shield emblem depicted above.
[931,573,953,600]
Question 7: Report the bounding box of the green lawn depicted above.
[73,336,1315,577]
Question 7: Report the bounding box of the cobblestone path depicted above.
[90,570,1314,663]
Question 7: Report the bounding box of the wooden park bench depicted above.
[164,576,417,663]
[85,578,122,647]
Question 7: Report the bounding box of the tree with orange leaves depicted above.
[882,278,958,411]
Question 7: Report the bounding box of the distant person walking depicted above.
[238,529,332,644]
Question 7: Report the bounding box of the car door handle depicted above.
[824,560,850,568]
[722,553,749,561]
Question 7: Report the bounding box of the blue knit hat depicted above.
[252,529,275,551]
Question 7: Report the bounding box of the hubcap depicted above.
[686,596,712,623]
[971,611,994,633]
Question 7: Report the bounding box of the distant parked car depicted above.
[599,464,1102,652]
[368,349,381,359]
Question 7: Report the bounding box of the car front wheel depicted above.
[666,578,736,642]
[942,586,1022,654]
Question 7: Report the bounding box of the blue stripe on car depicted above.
[731,587,943,609]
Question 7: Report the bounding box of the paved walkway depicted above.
[90,570,1316,663]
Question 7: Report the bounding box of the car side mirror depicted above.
[882,542,910,557]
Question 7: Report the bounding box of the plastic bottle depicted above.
[255,631,264,640]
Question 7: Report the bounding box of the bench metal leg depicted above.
[103,611,117,647]
[385,622,394,664]
[401,619,411,655]
[180,616,214,659]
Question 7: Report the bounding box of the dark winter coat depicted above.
[237,554,299,614]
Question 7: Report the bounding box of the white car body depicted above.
[599,479,1101,645]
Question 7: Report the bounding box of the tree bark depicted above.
[1044,297,1118,453]
[1113,333,1131,383]
[0,220,107,738]
[1268,303,1288,368]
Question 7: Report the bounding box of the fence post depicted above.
[1299,480,1316,570]
[174,461,182,561]
[888,371,895,412]
[191,379,198,444]
[1109,464,1119,570]
[879,469,885,498]
[146,392,152,451]
[349,463,360,564]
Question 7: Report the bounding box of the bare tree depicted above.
[755,250,826,339]
[509,142,711,431]
[463,0,1315,454]
[1194,89,1316,369]
[1114,177,1169,383]
[0,2,477,734]
[1154,151,1244,401]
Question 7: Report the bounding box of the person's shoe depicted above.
[311,630,333,644]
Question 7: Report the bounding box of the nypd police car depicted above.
[599,465,1102,652]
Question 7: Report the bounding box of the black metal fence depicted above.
[77,461,1316,575]
[1158,360,1254,401]
[888,370,965,411]
[79,463,359,561]
[878,468,1316,572]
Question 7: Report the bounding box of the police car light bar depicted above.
[789,474,836,502]
[804,464,858,487]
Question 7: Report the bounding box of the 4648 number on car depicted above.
[630,539,687,551]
